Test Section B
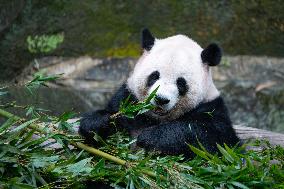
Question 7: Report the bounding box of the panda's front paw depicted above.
[136,129,158,151]
[79,111,111,143]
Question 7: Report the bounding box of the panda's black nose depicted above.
[155,96,170,106]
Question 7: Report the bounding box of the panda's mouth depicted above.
[152,107,169,116]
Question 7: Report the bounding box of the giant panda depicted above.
[79,29,240,158]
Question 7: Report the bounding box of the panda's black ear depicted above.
[201,43,222,66]
[141,28,155,51]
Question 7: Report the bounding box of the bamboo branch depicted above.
[0,108,126,164]
[72,142,126,166]
[0,108,164,181]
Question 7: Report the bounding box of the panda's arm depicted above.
[136,118,239,157]
[136,121,194,156]
[79,84,131,141]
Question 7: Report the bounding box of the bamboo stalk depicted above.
[72,142,126,166]
[0,108,20,120]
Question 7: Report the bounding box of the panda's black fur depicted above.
[79,83,239,158]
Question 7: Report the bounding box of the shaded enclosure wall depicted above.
[0,0,283,80]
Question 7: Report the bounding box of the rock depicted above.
[213,56,284,133]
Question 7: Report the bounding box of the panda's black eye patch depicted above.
[147,71,160,87]
[176,77,188,96]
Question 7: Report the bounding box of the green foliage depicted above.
[25,105,50,118]
[27,33,64,54]
[56,111,77,133]
[117,86,159,119]
[0,118,84,188]
[0,115,283,188]
[25,71,63,94]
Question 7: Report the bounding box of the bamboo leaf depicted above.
[66,158,93,176]
[31,155,60,168]
[145,86,159,104]
[188,145,210,160]
[230,181,250,189]
[11,118,39,133]
[0,118,16,134]
[217,144,235,163]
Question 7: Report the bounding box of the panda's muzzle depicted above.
[154,96,170,106]
[153,108,169,116]
[152,96,171,116]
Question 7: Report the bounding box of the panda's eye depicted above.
[147,71,160,87]
[176,77,188,96]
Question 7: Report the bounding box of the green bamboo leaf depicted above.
[188,144,210,160]
[145,86,159,104]
[57,111,76,122]
[29,75,41,83]
[93,132,109,147]
[137,107,151,115]
[31,155,60,168]
[244,157,254,171]
[227,185,235,189]
[138,176,152,186]
[18,134,55,149]
[37,75,62,82]
[224,143,241,163]
[196,140,217,161]
[182,173,206,184]
[120,95,131,110]
[26,106,34,117]
[230,181,249,189]
[217,144,235,163]
[66,157,93,176]
[0,118,16,134]
[128,179,135,189]
[17,129,36,146]
[10,118,39,133]
[0,144,23,156]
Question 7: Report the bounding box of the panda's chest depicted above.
[126,115,159,137]
[129,126,153,138]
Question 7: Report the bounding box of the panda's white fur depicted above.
[127,34,220,120]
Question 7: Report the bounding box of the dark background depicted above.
[0,0,283,80]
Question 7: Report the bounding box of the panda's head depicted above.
[127,29,222,120]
